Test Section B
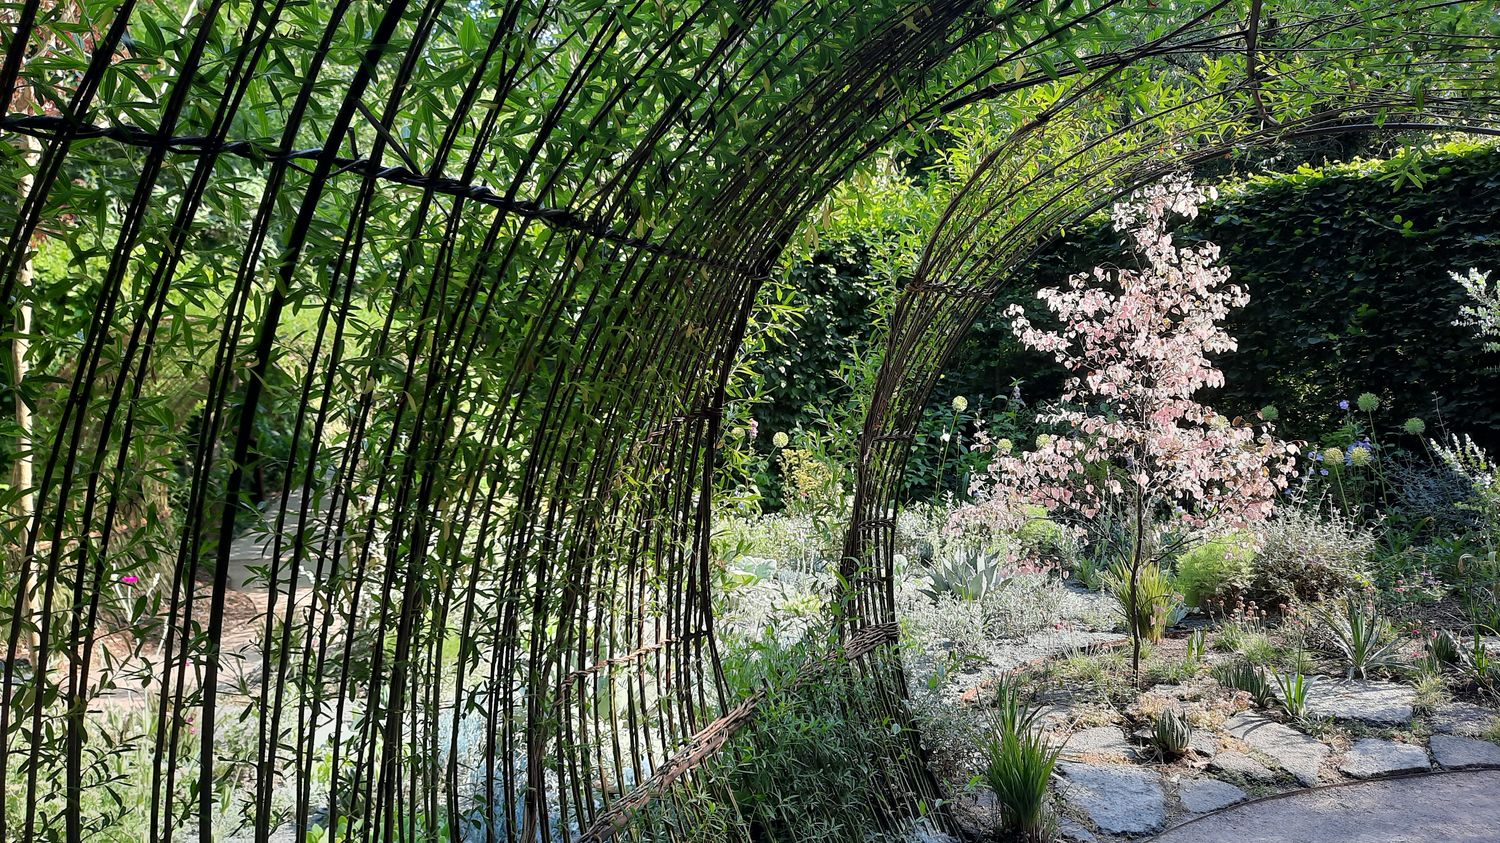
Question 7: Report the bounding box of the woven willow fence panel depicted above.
[1,1,1496,841]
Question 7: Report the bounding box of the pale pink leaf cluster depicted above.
[969,175,1297,530]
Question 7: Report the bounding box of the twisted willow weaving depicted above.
[1,1,1496,841]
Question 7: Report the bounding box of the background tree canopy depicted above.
[759,141,1500,502]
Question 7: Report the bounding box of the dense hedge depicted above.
[755,143,1500,503]
[945,142,1500,450]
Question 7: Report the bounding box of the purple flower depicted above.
[1338,400,1350,411]
[1319,469,1329,476]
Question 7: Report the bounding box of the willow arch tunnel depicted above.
[1,1,1497,840]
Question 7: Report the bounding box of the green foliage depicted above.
[753,237,891,443]
[1316,600,1403,679]
[1272,668,1310,719]
[1105,560,1178,645]
[1213,661,1277,708]
[1148,710,1194,759]
[1175,531,1256,610]
[1186,629,1207,662]
[1462,633,1500,698]
[1427,629,1465,668]
[717,634,917,842]
[1016,504,1071,561]
[1238,633,1282,667]
[981,679,1060,843]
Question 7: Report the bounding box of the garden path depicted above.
[92,489,333,708]
[1147,769,1500,843]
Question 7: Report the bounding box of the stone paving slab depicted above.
[1225,712,1330,786]
[1058,818,1099,843]
[1303,678,1414,726]
[1149,770,1500,843]
[1209,750,1275,782]
[1428,701,1497,737]
[1336,738,1429,778]
[1177,778,1247,814]
[1058,762,1166,835]
[1063,726,1141,761]
[1429,734,1500,769]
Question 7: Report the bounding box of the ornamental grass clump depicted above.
[1316,599,1402,679]
[1213,661,1276,708]
[981,678,1060,843]
[1104,559,1178,645]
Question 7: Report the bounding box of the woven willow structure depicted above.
[1,1,1496,841]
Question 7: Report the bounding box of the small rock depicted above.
[1225,713,1329,786]
[1178,778,1247,813]
[1304,678,1414,726]
[1057,817,1098,843]
[903,820,958,843]
[1429,734,1500,769]
[1062,726,1140,761]
[1057,762,1166,835]
[1337,738,1430,778]
[1188,729,1221,758]
[948,789,998,839]
[1429,702,1498,737]
[1210,751,1275,782]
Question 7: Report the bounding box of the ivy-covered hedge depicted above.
[947,142,1500,449]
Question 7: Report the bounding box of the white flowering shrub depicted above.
[1453,267,1500,354]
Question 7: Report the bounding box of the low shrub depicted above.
[1176,531,1256,610]
[1016,504,1073,563]
[1251,509,1373,604]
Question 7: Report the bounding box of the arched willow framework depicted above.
[0,1,1496,841]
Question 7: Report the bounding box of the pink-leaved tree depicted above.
[980,174,1299,681]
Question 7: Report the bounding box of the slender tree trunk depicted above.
[1129,485,1146,687]
[11,130,41,664]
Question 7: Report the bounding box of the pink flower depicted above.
[120,575,140,585]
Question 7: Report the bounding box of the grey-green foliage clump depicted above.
[921,546,1015,602]
[1149,710,1193,759]
[1251,509,1374,605]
